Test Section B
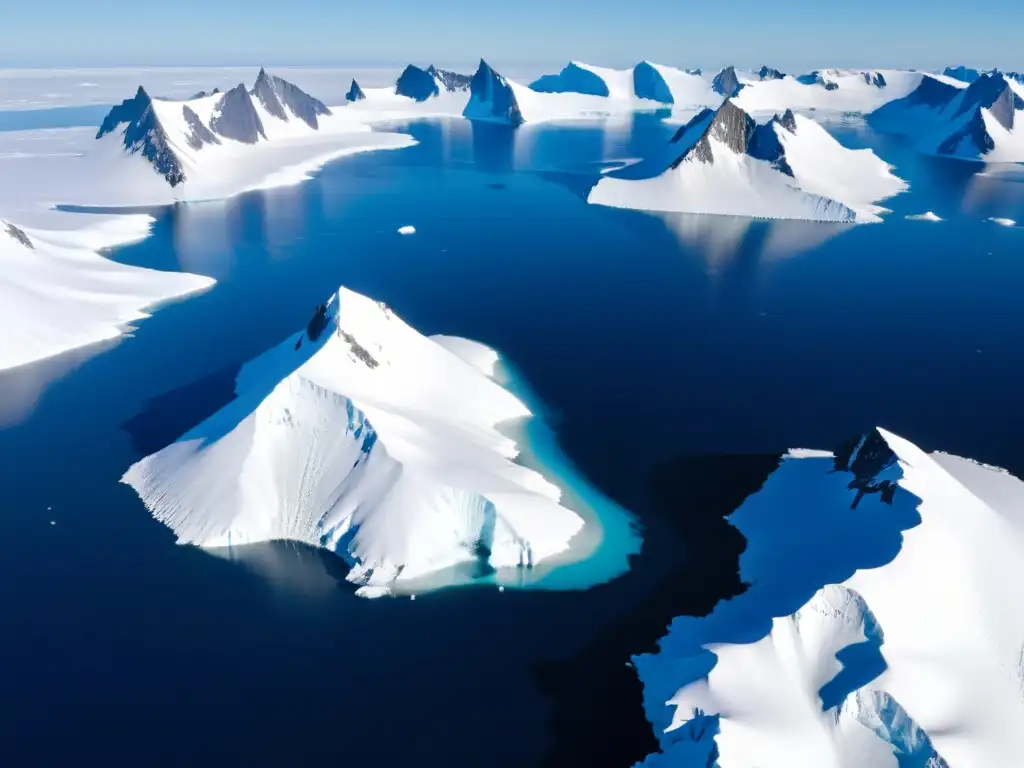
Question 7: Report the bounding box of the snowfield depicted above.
[0,217,213,371]
[633,428,1024,767]
[122,287,593,597]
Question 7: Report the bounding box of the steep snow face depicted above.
[0,216,213,371]
[733,69,932,116]
[250,67,332,129]
[869,72,1024,162]
[633,62,723,108]
[530,61,632,98]
[122,287,589,597]
[96,86,188,186]
[463,59,524,126]
[588,100,906,223]
[633,428,1024,767]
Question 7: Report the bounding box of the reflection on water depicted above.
[655,211,848,272]
[0,338,118,427]
[210,540,352,599]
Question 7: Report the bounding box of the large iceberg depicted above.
[588,100,906,223]
[529,60,722,109]
[122,287,593,597]
[632,428,1024,767]
[869,71,1024,162]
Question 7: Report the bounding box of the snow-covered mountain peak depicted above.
[249,69,331,129]
[4,221,33,250]
[869,70,1024,161]
[394,63,470,101]
[589,99,906,223]
[463,59,524,126]
[122,285,588,597]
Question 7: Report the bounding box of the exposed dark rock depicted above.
[464,59,524,127]
[96,86,186,186]
[396,64,441,101]
[210,83,266,143]
[669,108,714,143]
[902,75,962,108]
[758,65,785,81]
[427,65,471,92]
[862,71,886,88]
[832,429,899,507]
[711,66,742,97]
[672,99,754,168]
[339,330,379,368]
[182,105,220,151]
[189,88,221,99]
[305,303,330,343]
[346,79,366,102]
[686,68,703,76]
[776,107,798,133]
[4,222,33,250]
[251,67,331,129]
[797,70,838,89]
[954,72,1024,131]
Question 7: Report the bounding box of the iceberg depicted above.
[633,428,1024,767]
[588,100,907,223]
[531,61,636,99]
[633,61,723,107]
[0,215,213,371]
[122,287,598,598]
[869,71,1024,162]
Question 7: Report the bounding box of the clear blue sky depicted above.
[4,0,1022,72]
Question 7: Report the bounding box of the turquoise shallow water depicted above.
[1,114,1024,766]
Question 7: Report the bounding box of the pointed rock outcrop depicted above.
[210,83,266,144]
[96,86,187,186]
[463,59,524,127]
[346,79,366,102]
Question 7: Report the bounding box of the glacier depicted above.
[588,100,907,223]
[868,71,1024,162]
[632,428,1024,767]
[121,287,639,597]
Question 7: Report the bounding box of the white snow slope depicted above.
[634,428,1024,767]
[589,110,906,223]
[122,287,586,598]
[0,70,418,372]
[733,69,944,116]
[0,218,213,371]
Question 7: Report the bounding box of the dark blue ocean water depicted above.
[1,114,1024,766]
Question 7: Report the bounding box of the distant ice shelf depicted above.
[632,428,1024,767]
[122,287,640,598]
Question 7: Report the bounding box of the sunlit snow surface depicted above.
[589,112,906,223]
[634,429,1024,767]
[122,287,640,597]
